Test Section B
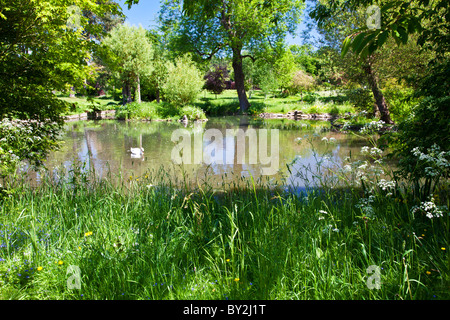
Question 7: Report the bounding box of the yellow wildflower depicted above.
[234,278,240,282]
[226,259,230,262]
[37,266,43,271]
[58,260,64,265]
[426,271,431,275]
[441,247,446,251]
[84,231,93,237]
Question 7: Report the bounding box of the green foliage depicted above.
[381,83,419,122]
[162,54,205,107]
[179,105,207,121]
[114,101,206,121]
[388,96,450,188]
[0,0,117,120]
[346,87,374,114]
[0,119,61,177]
[101,24,154,103]
[0,0,122,175]
[290,70,316,95]
[156,0,305,111]
[115,102,157,120]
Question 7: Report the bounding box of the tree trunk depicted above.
[364,61,393,124]
[136,75,141,104]
[156,88,160,103]
[232,48,250,113]
[122,79,132,105]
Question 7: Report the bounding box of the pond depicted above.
[28,116,371,191]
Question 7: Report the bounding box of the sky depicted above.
[115,0,316,47]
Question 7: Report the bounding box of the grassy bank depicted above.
[196,90,354,116]
[0,163,448,300]
[59,90,355,120]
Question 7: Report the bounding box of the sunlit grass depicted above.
[0,156,448,300]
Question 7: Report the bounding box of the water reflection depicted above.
[30,116,369,189]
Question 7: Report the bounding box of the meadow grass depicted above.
[195,90,354,116]
[0,160,448,300]
[58,95,120,115]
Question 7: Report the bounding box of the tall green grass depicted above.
[0,160,448,300]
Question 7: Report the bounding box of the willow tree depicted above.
[125,0,304,113]
[101,24,153,104]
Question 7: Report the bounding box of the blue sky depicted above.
[115,0,314,47]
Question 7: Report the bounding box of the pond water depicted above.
[28,116,370,190]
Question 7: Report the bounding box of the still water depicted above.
[30,116,369,190]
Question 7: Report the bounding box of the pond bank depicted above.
[258,110,340,121]
[63,110,208,123]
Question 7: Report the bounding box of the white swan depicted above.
[129,147,144,158]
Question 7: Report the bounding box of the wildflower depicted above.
[37,266,43,271]
[58,260,63,265]
[84,231,93,237]
[226,259,230,262]
[426,271,431,275]
[318,210,328,215]
[234,278,240,282]
[441,247,446,251]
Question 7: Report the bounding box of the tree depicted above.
[125,0,304,113]
[0,0,122,175]
[101,24,154,105]
[291,69,315,100]
[310,1,394,123]
[204,64,230,97]
[274,48,299,95]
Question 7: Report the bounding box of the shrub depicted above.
[162,54,205,107]
[290,70,315,96]
[382,81,420,122]
[179,106,207,121]
[203,65,229,96]
[387,95,450,198]
[0,118,61,178]
[346,87,374,115]
[115,102,157,120]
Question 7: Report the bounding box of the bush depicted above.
[382,81,420,122]
[162,54,205,107]
[346,87,374,114]
[0,118,61,178]
[115,102,157,120]
[289,70,315,96]
[203,65,229,96]
[386,95,450,197]
[179,106,207,121]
